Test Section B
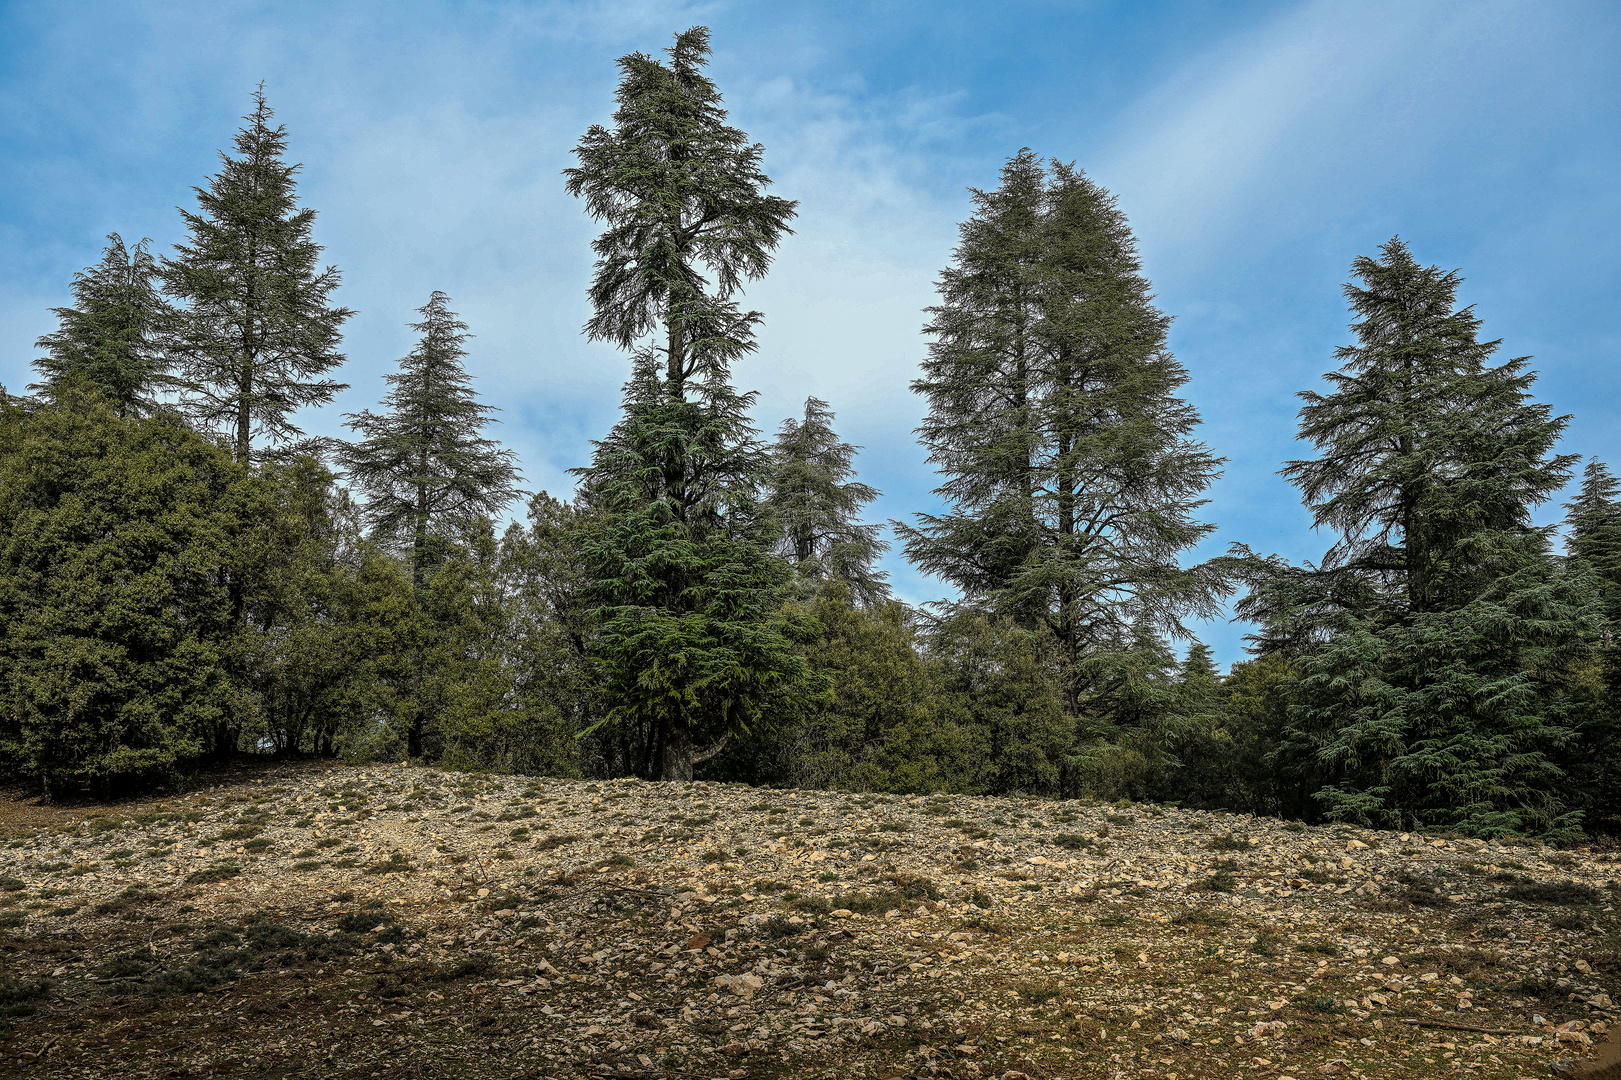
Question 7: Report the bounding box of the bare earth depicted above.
[0,762,1617,1079]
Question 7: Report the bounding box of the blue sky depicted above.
[3,0,1619,668]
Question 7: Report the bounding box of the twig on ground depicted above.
[1399,1018,1519,1035]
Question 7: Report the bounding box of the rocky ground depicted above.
[0,761,1618,1080]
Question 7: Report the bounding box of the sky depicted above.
[2,0,1619,668]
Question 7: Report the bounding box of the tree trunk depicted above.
[658,722,728,782]
[661,721,693,782]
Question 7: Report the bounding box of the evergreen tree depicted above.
[162,89,352,463]
[1283,238,1575,612]
[564,25,796,397]
[1565,458,1621,626]
[903,150,1048,610]
[1562,458,1621,832]
[1251,239,1594,837]
[31,234,170,415]
[340,292,522,586]
[0,386,251,797]
[901,152,1227,721]
[767,396,889,605]
[567,28,815,782]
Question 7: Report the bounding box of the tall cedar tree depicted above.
[902,151,1227,720]
[767,397,889,606]
[340,292,522,586]
[162,90,351,463]
[1247,239,1594,836]
[32,234,171,416]
[567,28,813,782]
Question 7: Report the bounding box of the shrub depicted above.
[184,862,242,885]
[1205,832,1251,852]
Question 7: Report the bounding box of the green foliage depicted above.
[162,90,351,463]
[767,397,888,605]
[927,611,1069,797]
[901,151,1229,720]
[1237,239,1599,838]
[0,389,250,794]
[31,234,171,415]
[712,582,969,792]
[340,291,521,586]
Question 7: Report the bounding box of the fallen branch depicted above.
[1399,1018,1519,1035]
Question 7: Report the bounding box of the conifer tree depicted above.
[902,153,1227,719]
[340,292,522,586]
[162,90,351,463]
[567,28,815,782]
[1282,238,1574,613]
[1252,239,1595,837]
[1566,458,1621,626]
[32,234,170,415]
[767,397,888,605]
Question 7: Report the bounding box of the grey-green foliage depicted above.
[767,397,888,606]
[900,151,1228,719]
[162,90,351,463]
[340,292,522,585]
[1561,459,1621,832]
[564,25,796,388]
[31,234,171,416]
[1239,238,1597,838]
[566,27,816,783]
[1566,458,1621,625]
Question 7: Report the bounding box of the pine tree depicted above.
[1255,239,1595,837]
[340,292,522,587]
[767,396,888,605]
[31,234,170,415]
[901,153,1227,720]
[567,28,815,782]
[162,89,352,463]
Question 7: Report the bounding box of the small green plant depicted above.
[216,824,263,841]
[1196,860,1240,893]
[184,862,242,885]
[534,834,581,851]
[1171,907,1231,927]
[1205,832,1251,852]
[363,852,412,875]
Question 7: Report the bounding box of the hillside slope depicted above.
[1,763,1617,1078]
